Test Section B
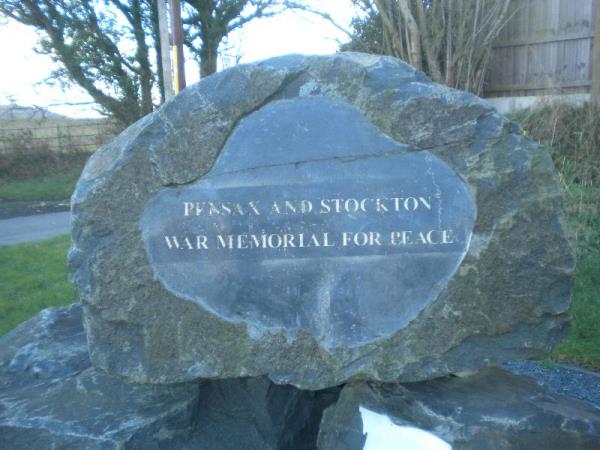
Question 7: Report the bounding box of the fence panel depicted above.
[485,0,596,97]
[0,119,121,155]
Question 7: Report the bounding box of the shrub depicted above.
[0,129,90,180]
[512,104,600,188]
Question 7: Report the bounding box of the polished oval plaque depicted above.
[141,97,476,347]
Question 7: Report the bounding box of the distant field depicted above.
[0,117,120,155]
[0,165,84,201]
[0,116,118,201]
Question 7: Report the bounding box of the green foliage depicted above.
[341,2,386,55]
[0,146,89,180]
[554,250,600,370]
[0,143,89,201]
[0,0,157,125]
[512,104,600,188]
[554,183,600,370]
[182,0,287,77]
[0,0,296,123]
[562,183,600,260]
[0,236,76,336]
[0,165,84,201]
[515,104,600,371]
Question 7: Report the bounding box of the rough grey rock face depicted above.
[70,52,574,389]
[317,368,600,450]
[0,303,88,389]
[0,306,337,450]
[169,378,339,450]
[0,305,199,449]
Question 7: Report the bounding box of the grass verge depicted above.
[0,235,75,336]
[515,105,600,371]
[0,165,83,201]
[552,185,600,370]
[553,253,600,369]
[0,150,89,202]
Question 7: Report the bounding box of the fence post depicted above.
[56,125,61,152]
[158,0,174,100]
[169,0,185,93]
[592,0,600,105]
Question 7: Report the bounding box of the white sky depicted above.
[0,1,356,118]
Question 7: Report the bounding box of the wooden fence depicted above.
[485,0,597,97]
[0,119,120,155]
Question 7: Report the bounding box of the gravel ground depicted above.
[505,361,600,408]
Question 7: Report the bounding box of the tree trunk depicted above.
[396,0,422,70]
[200,40,219,77]
[415,0,442,82]
[374,0,405,59]
[445,0,454,86]
[131,0,154,115]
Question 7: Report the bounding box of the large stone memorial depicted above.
[2,52,597,450]
[69,52,574,389]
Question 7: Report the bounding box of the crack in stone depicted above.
[191,132,512,182]
[158,68,309,189]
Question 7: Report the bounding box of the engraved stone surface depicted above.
[141,98,476,348]
[70,52,575,389]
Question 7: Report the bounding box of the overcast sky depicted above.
[0,1,356,118]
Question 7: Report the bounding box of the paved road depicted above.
[0,211,71,245]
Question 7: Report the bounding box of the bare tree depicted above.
[345,0,512,95]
